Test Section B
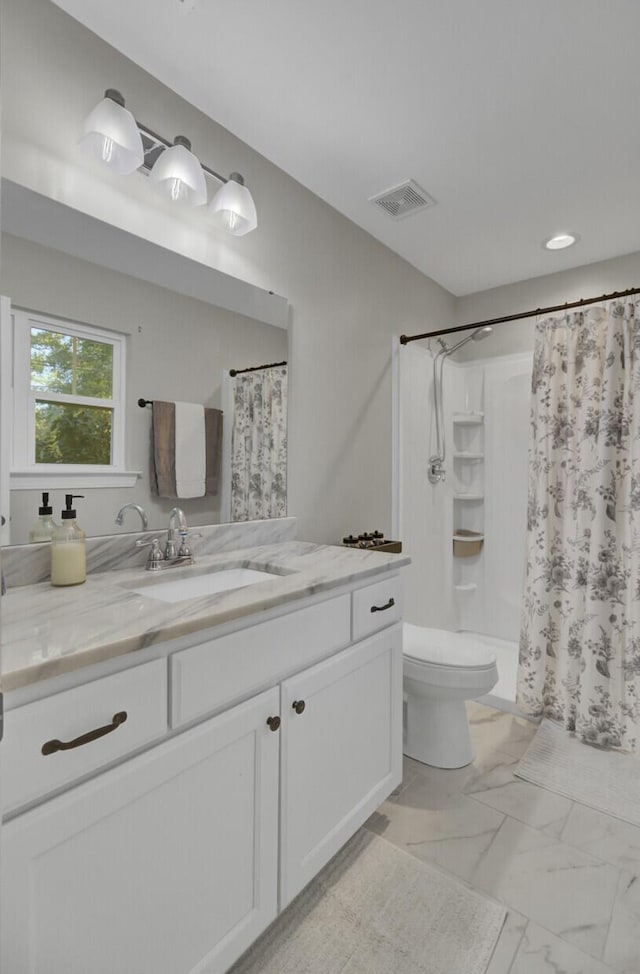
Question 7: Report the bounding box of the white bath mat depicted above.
[515,718,640,827]
[229,829,505,974]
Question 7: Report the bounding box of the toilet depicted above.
[403,623,498,769]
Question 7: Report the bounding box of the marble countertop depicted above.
[1,541,409,692]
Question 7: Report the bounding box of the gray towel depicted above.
[152,401,223,498]
[205,407,223,496]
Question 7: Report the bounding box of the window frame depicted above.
[9,308,139,489]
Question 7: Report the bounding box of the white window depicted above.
[6,308,138,489]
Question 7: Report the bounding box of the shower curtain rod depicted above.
[229,360,287,377]
[399,286,640,346]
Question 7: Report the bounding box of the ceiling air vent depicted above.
[369,180,436,220]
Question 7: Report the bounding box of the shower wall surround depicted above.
[478,353,531,640]
[400,345,531,642]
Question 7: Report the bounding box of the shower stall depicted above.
[395,332,533,712]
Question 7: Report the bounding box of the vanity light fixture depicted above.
[208,173,257,236]
[148,135,207,206]
[78,89,144,175]
[78,89,258,234]
[543,233,577,251]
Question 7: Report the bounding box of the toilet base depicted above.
[404,694,473,769]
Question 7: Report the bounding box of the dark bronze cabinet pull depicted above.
[292,700,306,715]
[42,711,128,755]
[370,597,395,613]
[266,715,281,732]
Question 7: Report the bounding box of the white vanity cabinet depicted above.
[280,625,402,906]
[1,571,403,974]
[2,686,281,974]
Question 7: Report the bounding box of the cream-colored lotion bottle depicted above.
[51,494,86,586]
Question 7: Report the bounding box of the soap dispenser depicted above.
[29,492,58,543]
[51,495,86,586]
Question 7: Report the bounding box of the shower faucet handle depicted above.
[428,456,446,484]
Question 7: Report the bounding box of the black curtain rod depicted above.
[399,286,640,345]
[229,360,287,377]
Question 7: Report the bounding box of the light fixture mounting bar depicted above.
[136,121,228,185]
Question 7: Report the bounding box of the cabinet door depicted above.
[280,624,402,906]
[2,687,280,974]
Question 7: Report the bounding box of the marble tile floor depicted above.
[364,701,640,974]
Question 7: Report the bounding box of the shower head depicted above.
[438,324,493,357]
[472,326,493,341]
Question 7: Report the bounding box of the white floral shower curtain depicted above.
[518,299,640,751]
[230,365,287,521]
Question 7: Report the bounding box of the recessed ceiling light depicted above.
[544,233,578,251]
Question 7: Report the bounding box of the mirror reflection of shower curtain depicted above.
[518,299,640,751]
[229,366,288,521]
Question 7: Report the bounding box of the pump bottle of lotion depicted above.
[51,494,86,586]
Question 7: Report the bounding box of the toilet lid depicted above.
[403,623,497,669]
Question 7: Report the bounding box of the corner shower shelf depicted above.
[452,412,484,425]
[453,493,484,501]
[454,583,477,592]
[453,452,484,461]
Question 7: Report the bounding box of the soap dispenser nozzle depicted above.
[62,494,84,519]
[38,492,53,515]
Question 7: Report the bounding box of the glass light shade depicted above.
[148,142,207,206]
[78,96,144,176]
[209,178,258,236]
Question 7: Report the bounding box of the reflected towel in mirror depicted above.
[152,401,222,498]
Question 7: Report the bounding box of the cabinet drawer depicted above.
[352,574,402,642]
[3,659,167,815]
[171,594,351,728]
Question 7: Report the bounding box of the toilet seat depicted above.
[403,623,496,670]
[403,655,497,690]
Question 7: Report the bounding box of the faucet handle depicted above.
[135,537,165,570]
[177,531,202,559]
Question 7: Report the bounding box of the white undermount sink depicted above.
[130,567,282,603]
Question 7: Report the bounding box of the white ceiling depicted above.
[51,0,640,296]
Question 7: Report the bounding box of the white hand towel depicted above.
[174,402,206,498]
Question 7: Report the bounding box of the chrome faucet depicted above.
[165,507,188,560]
[135,507,201,571]
[115,503,149,531]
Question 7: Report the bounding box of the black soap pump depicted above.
[28,492,58,544]
[51,495,86,586]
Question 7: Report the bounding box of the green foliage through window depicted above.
[35,402,113,465]
[31,328,113,397]
[29,325,116,465]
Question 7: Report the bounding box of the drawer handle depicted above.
[370,597,395,613]
[292,699,306,715]
[266,715,281,732]
[41,711,128,755]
